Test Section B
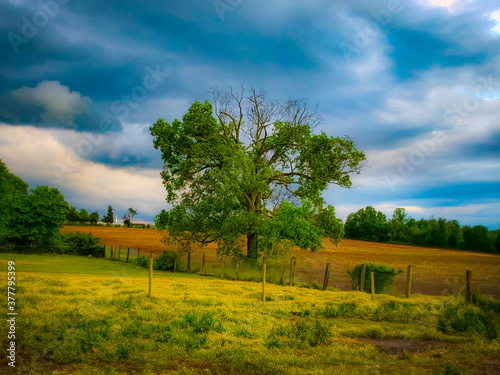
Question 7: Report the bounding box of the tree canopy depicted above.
[151,87,366,258]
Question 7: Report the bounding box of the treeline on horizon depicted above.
[345,206,500,253]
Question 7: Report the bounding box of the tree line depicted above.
[0,159,127,249]
[344,206,500,253]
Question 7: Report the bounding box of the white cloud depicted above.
[0,124,168,217]
[5,81,90,126]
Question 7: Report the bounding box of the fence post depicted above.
[137,248,140,259]
[235,257,240,280]
[406,265,413,298]
[126,248,130,263]
[201,253,205,275]
[117,246,121,261]
[187,252,191,273]
[221,254,225,278]
[111,246,114,260]
[102,244,106,258]
[290,257,296,286]
[370,272,375,301]
[174,258,177,272]
[323,263,331,290]
[262,259,267,303]
[466,270,472,303]
[148,251,153,298]
[360,264,366,292]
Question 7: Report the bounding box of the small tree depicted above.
[128,208,137,223]
[89,211,99,225]
[79,209,89,225]
[103,205,114,226]
[66,206,80,224]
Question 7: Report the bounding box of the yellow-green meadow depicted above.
[2,254,499,374]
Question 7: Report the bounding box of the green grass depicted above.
[1,254,499,375]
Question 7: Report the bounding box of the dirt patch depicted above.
[355,338,454,355]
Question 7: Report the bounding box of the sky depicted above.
[0,0,499,228]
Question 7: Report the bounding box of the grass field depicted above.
[60,226,500,298]
[2,253,500,374]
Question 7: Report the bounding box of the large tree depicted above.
[151,87,366,259]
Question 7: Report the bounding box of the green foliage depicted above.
[62,232,103,257]
[348,263,403,293]
[7,185,69,248]
[151,87,365,258]
[437,303,498,339]
[0,160,29,244]
[102,205,114,225]
[135,255,150,268]
[345,206,387,242]
[115,343,130,360]
[154,250,178,271]
[180,312,223,334]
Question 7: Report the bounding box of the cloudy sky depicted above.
[1,0,499,228]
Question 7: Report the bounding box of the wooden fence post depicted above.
[406,265,413,298]
[221,254,225,278]
[323,263,331,290]
[137,248,140,259]
[235,257,240,281]
[126,248,130,263]
[202,253,205,275]
[102,244,106,258]
[262,260,267,303]
[466,270,472,303]
[111,246,114,260]
[360,264,366,292]
[148,251,153,298]
[173,259,177,272]
[290,257,296,286]
[187,252,191,273]
[117,246,121,261]
[370,272,375,301]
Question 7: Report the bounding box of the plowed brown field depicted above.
[61,226,500,298]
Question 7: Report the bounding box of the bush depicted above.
[437,303,498,339]
[135,255,150,268]
[348,263,402,293]
[154,250,178,271]
[62,232,102,257]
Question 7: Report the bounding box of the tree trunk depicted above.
[247,233,259,259]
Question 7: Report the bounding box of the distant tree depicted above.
[447,220,461,248]
[462,225,492,252]
[344,206,387,242]
[128,208,137,223]
[496,230,500,253]
[122,214,131,227]
[102,205,114,226]
[388,208,410,243]
[66,206,80,224]
[78,209,89,225]
[7,186,69,248]
[122,208,138,226]
[89,211,99,225]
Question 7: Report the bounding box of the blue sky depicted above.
[1,0,499,228]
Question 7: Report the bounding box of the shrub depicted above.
[135,255,150,268]
[437,303,498,339]
[154,250,178,271]
[62,232,102,257]
[348,263,402,293]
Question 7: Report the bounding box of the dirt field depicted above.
[61,226,500,298]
